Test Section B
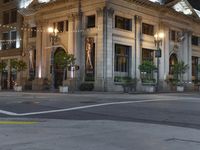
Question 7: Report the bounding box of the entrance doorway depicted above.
[1,71,8,89]
[53,47,67,89]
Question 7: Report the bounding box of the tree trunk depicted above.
[62,68,66,86]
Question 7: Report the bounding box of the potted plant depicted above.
[0,61,7,91]
[121,77,137,93]
[172,61,189,92]
[11,60,27,92]
[139,61,157,92]
[54,51,76,93]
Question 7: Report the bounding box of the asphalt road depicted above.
[0,92,200,129]
[0,92,200,150]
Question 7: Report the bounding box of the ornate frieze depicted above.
[96,7,114,18]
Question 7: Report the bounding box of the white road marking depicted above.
[0,98,182,116]
[0,110,18,116]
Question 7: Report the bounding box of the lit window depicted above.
[115,44,130,73]
[11,31,17,49]
[2,32,9,50]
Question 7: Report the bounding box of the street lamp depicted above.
[154,31,164,92]
[48,27,59,90]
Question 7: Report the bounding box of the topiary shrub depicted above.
[79,83,94,91]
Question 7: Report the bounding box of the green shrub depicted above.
[139,61,157,84]
[79,83,94,91]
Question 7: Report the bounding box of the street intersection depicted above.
[0,92,200,149]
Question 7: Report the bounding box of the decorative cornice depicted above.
[96,7,104,17]
[107,8,114,18]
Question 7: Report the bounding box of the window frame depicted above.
[142,48,154,62]
[142,23,154,36]
[192,36,199,46]
[87,15,96,28]
[114,44,131,73]
[115,16,132,31]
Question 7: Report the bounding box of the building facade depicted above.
[0,0,24,89]
[18,0,200,92]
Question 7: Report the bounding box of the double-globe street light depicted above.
[154,31,164,92]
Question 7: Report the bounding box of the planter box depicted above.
[59,86,68,93]
[177,86,184,92]
[142,84,155,93]
[14,86,22,92]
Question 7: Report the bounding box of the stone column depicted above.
[41,22,48,78]
[135,15,142,91]
[95,7,104,91]
[35,25,42,78]
[22,23,29,79]
[32,20,48,90]
[74,13,82,79]
[68,15,75,54]
[182,30,192,82]
[187,31,192,82]
[158,23,170,91]
[104,8,114,91]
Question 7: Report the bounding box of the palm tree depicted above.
[11,60,27,85]
[54,51,76,86]
[139,60,157,83]
[173,61,189,85]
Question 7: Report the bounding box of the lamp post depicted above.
[48,27,59,90]
[154,32,164,92]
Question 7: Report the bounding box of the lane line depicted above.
[0,121,38,125]
[0,98,180,116]
[0,110,18,116]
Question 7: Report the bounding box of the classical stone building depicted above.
[18,0,200,92]
[0,0,24,89]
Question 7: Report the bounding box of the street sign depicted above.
[155,48,162,58]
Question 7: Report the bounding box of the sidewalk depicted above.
[0,119,200,150]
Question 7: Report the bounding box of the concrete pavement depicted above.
[0,119,200,150]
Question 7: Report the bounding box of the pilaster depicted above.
[68,14,75,54]
[104,7,114,91]
[135,15,142,80]
[95,7,105,91]
[74,12,82,80]
[183,30,192,81]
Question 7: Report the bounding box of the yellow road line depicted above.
[0,121,38,125]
